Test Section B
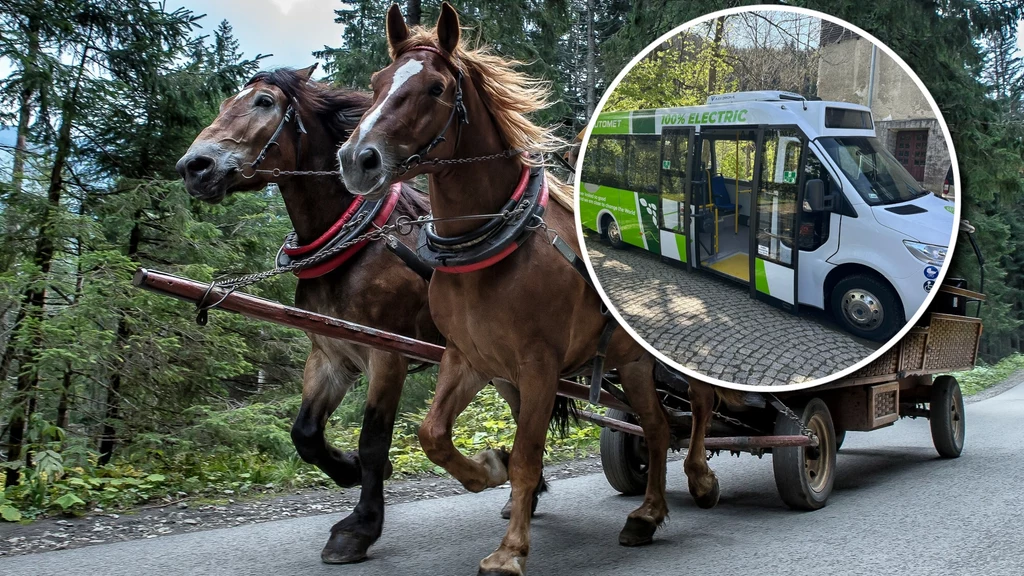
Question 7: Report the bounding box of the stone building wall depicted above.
[817,22,950,192]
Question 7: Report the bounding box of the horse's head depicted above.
[176,65,319,203]
[339,3,466,199]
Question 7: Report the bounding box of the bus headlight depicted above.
[903,241,947,265]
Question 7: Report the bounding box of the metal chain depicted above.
[767,393,816,439]
[241,166,341,179]
[195,200,535,322]
[238,149,526,180]
[397,148,523,176]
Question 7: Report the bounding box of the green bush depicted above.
[952,353,1024,396]
[1,379,601,521]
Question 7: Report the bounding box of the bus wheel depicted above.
[603,216,626,249]
[599,409,648,495]
[831,274,901,342]
[930,375,965,458]
[772,398,836,511]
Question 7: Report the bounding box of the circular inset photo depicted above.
[574,6,961,388]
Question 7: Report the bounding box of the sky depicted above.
[173,0,343,77]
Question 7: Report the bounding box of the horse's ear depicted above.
[437,2,460,54]
[296,63,318,81]
[386,4,409,51]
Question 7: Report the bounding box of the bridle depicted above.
[238,78,309,179]
[395,45,520,175]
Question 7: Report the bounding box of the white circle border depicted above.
[572,4,962,392]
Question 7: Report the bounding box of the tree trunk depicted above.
[406,0,421,26]
[706,16,726,97]
[585,0,596,117]
[10,15,40,197]
[5,45,89,487]
[98,213,142,464]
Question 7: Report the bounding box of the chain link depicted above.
[242,166,342,179]
[767,393,816,439]
[397,147,523,176]
[195,200,537,322]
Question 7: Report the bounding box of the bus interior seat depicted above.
[710,175,738,213]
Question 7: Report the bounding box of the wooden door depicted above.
[895,130,928,181]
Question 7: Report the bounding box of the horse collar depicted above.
[416,162,549,274]
[275,183,402,279]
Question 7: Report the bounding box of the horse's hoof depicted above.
[500,476,546,519]
[478,570,519,576]
[321,531,374,564]
[618,516,657,547]
[692,477,720,509]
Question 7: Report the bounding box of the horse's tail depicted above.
[715,387,747,409]
[549,395,580,438]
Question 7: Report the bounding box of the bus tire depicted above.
[830,274,902,342]
[602,215,627,249]
[772,398,836,511]
[930,375,965,458]
[599,409,648,495]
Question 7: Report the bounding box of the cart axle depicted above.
[577,410,819,450]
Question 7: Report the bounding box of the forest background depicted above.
[0,0,1022,521]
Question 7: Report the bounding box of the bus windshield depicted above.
[818,137,929,205]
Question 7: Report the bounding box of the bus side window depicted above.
[626,136,659,193]
[799,152,834,252]
[582,135,603,184]
[597,136,626,189]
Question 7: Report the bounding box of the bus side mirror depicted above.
[804,179,828,212]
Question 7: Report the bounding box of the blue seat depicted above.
[710,175,736,212]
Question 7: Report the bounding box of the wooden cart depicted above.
[595,281,984,510]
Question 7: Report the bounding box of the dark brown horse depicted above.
[176,66,555,563]
[338,4,744,575]
[176,66,434,563]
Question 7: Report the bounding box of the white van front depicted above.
[818,135,954,335]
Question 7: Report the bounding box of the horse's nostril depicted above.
[186,156,214,176]
[358,148,381,172]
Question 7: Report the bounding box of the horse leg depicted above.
[478,359,558,576]
[321,350,406,564]
[493,380,547,520]
[290,346,361,488]
[615,356,671,546]
[685,379,721,508]
[418,347,507,493]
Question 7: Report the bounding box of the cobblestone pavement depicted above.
[586,235,879,386]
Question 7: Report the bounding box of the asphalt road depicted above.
[4,383,1022,576]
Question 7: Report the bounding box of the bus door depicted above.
[658,127,694,268]
[691,128,760,284]
[751,128,806,311]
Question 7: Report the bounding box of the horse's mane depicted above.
[245,69,372,144]
[390,29,574,212]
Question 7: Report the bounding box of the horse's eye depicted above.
[255,94,274,108]
[429,83,444,97]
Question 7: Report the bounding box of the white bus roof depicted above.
[591,92,875,140]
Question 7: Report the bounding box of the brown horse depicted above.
[338,4,743,575]
[176,66,558,563]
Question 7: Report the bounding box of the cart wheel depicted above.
[599,409,648,495]
[772,398,836,511]
[834,430,846,452]
[603,216,627,250]
[930,375,965,458]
